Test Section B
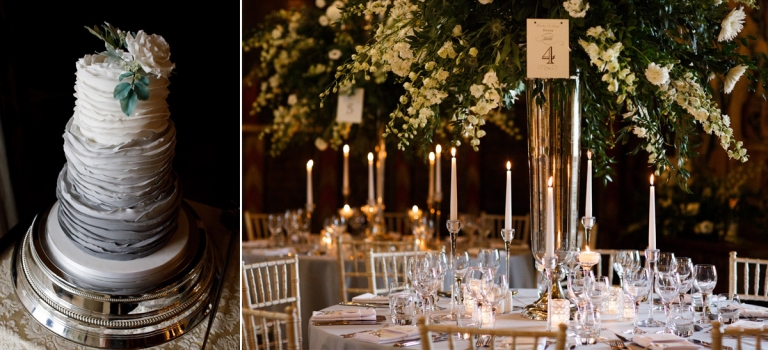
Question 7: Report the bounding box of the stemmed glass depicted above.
[567,268,591,312]
[657,252,678,274]
[616,250,642,287]
[676,257,694,304]
[460,214,478,245]
[453,252,471,310]
[478,249,501,275]
[464,267,493,323]
[476,218,492,245]
[481,274,509,328]
[587,275,611,310]
[623,268,652,334]
[284,210,301,243]
[331,215,347,236]
[655,273,681,333]
[267,214,284,247]
[693,264,717,323]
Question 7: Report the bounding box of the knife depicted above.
[312,320,378,326]
[394,333,448,347]
[339,301,390,308]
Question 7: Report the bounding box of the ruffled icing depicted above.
[56,53,180,261]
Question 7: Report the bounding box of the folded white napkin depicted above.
[741,307,768,318]
[352,293,389,304]
[310,309,377,321]
[633,334,699,350]
[725,320,767,331]
[353,325,420,344]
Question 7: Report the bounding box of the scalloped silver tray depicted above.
[12,201,223,348]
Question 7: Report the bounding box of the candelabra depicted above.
[522,251,573,321]
[361,200,390,241]
[501,228,516,289]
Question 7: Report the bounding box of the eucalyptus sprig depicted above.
[86,22,150,116]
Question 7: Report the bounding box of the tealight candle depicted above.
[409,205,422,221]
[548,299,570,329]
[578,246,600,265]
[339,204,353,219]
[605,286,622,314]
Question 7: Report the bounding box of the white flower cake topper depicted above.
[86,22,175,116]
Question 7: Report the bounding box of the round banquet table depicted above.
[0,200,240,350]
[308,288,768,349]
[242,242,536,350]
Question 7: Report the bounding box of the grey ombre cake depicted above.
[55,53,181,261]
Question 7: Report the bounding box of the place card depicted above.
[336,88,364,123]
[526,19,569,79]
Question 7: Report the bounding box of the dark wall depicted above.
[0,1,240,224]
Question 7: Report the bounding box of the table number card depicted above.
[526,19,569,79]
[336,88,365,123]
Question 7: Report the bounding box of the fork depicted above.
[608,339,628,349]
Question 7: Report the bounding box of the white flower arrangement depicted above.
[86,22,174,116]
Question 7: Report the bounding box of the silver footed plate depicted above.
[12,200,224,349]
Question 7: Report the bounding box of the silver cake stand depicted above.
[12,201,224,349]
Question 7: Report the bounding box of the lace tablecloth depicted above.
[0,200,240,350]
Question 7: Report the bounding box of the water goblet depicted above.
[567,268,590,312]
[670,304,695,338]
[655,272,681,332]
[616,250,642,287]
[464,267,493,324]
[453,252,471,305]
[622,268,652,334]
[657,252,678,274]
[676,257,694,304]
[478,249,501,275]
[587,275,611,311]
[331,215,347,236]
[693,264,717,323]
[267,214,284,247]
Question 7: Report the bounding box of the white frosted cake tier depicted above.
[44,201,190,290]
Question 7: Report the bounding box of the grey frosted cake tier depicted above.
[55,54,180,261]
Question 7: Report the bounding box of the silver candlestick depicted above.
[446,219,462,320]
[581,216,596,247]
[638,249,664,327]
[543,255,558,331]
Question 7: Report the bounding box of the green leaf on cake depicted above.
[114,83,132,100]
[118,72,133,82]
[134,82,150,101]
[120,90,138,116]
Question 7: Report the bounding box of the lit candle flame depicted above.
[587,150,592,159]
[650,174,655,186]
[343,144,349,154]
[307,160,313,170]
[451,147,456,157]
[412,205,418,213]
[368,152,373,162]
[429,152,435,162]
[436,144,442,154]
[506,161,511,170]
[343,204,351,212]
[548,176,553,187]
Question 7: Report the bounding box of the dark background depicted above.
[0,1,240,229]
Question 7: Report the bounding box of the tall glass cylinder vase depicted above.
[522,74,581,320]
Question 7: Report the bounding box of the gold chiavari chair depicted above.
[244,211,270,241]
[416,316,567,350]
[711,320,768,350]
[729,251,768,302]
[242,306,300,350]
[242,256,302,348]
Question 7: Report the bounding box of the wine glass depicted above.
[623,268,652,334]
[460,214,478,245]
[482,274,509,328]
[267,214,284,247]
[464,267,493,313]
[587,275,611,311]
[693,264,717,323]
[476,218,492,244]
[658,252,678,274]
[615,250,641,287]
[453,252,471,305]
[676,257,694,304]
[478,249,501,274]
[656,272,681,332]
[567,268,591,312]
[331,215,347,236]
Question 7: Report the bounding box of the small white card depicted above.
[526,19,569,79]
[336,88,365,123]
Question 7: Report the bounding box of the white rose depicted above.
[316,0,326,7]
[644,62,669,86]
[126,30,174,78]
[318,15,330,26]
[326,1,344,22]
[328,49,342,60]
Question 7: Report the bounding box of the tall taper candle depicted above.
[649,174,656,250]
[307,160,314,207]
[546,177,555,258]
[428,152,435,204]
[586,150,593,218]
[505,161,512,229]
[450,147,457,220]
[343,145,350,196]
[367,153,374,204]
[435,145,442,197]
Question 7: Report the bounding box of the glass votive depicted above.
[456,305,476,340]
[463,286,475,316]
[548,299,571,330]
[604,286,622,315]
[389,292,416,325]
[717,293,741,324]
[577,306,601,345]
[479,304,495,329]
[619,294,635,321]
[670,305,695,337]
